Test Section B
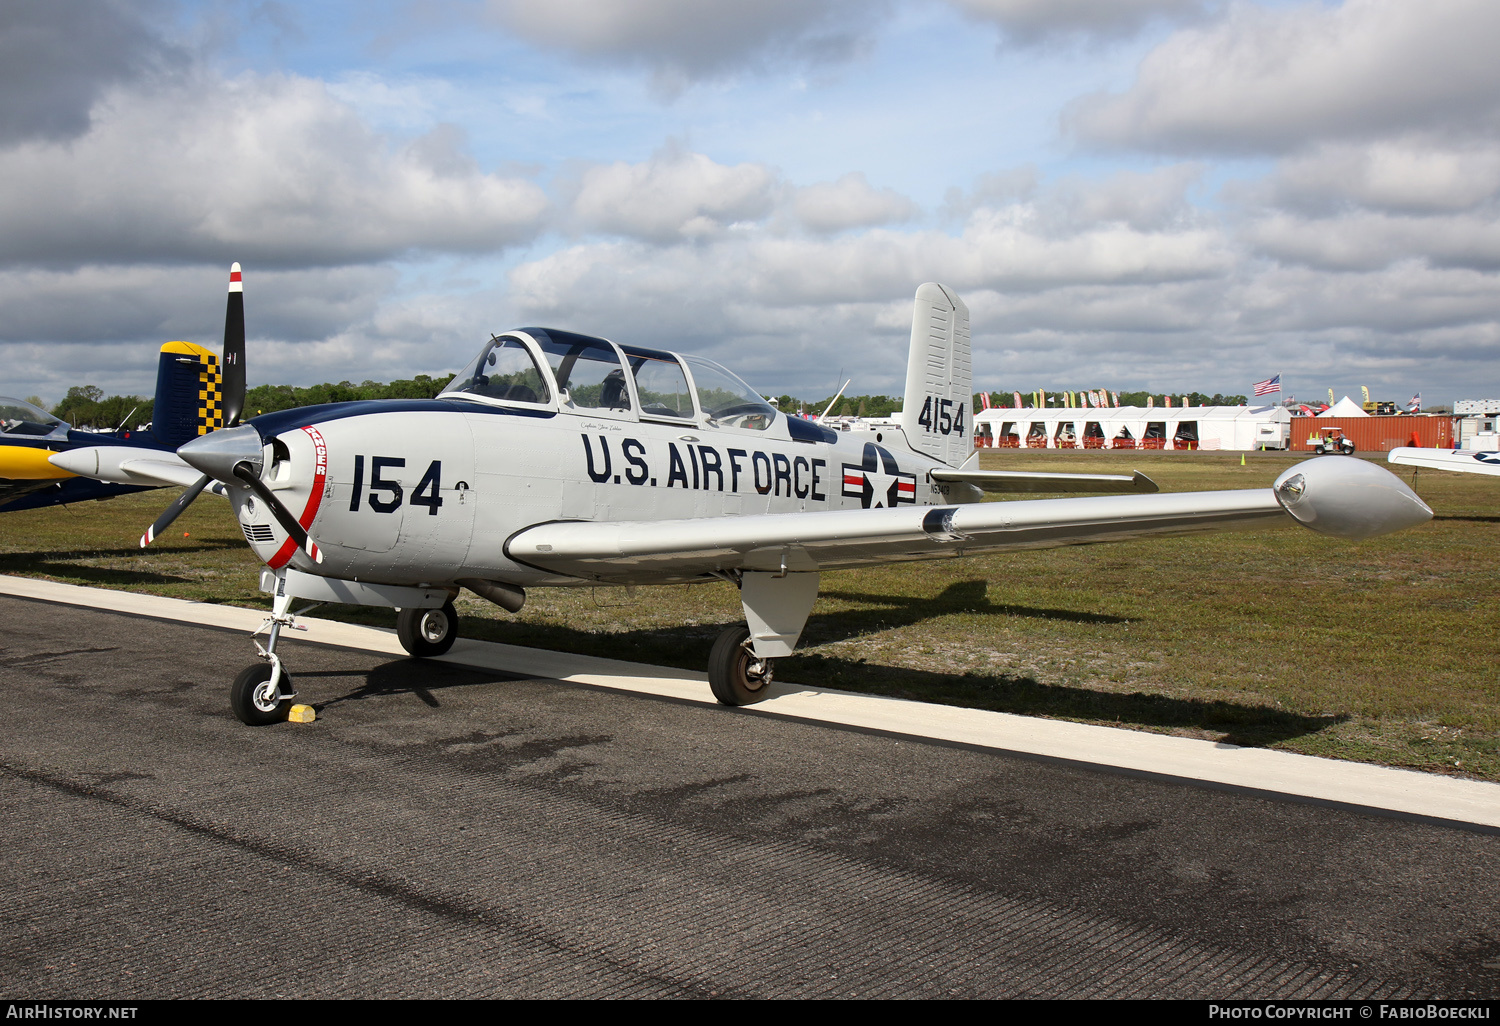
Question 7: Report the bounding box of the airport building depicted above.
[1452,400,1500,451]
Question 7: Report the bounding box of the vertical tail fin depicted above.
[900,283,972,467]
[151,342,223,448]
[151,263,246,449]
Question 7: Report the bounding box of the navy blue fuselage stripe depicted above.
[247,398,556,437]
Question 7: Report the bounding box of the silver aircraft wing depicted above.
[930,468,1158,494]
[508,457,1430,585]
[1388,447,1500,478]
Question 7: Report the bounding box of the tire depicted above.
[397,601,458,658]
[1314,445,1325,455]
[230,663,292,726]
[707,625,775,706]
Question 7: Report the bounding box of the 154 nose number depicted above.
[348,456,444,514]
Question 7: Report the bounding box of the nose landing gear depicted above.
[227,568,462,725]
[231,572,306,725]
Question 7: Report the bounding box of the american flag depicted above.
[1253,374,1281,396]
[1407,393,1421,413]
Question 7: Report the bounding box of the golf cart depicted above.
[1309,426,1356,455]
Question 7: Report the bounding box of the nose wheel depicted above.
[708,625,775,706]
[397,601,458,658]
[230,663,295,726]
[230,569,303,725]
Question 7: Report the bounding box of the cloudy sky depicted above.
[3,0,1498,406]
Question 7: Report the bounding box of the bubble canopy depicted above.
[442,331,778,432]
[0,397,66,437]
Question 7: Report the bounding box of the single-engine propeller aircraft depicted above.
[57,276,1434,724]
[0,266,246,512]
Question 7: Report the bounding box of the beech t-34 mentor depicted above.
[59,278,1433,724]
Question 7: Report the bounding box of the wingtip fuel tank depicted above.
[1273,456,1432,540]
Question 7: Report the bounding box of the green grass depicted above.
[2,449,1497,781]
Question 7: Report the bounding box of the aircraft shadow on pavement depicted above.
[297,659,526,711]
[443,579,1344,750]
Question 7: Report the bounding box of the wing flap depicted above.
[931,468,1159,494]
[508,489,1289,583]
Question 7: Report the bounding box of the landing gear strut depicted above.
[231,571,304,725]
[707,624,775,706]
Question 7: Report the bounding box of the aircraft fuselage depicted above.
[235,398,963,588]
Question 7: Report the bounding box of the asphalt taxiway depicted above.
[2,577,1497,998]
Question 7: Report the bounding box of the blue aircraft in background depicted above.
[0,265,247,513]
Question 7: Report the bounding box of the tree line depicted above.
[40,378,1252,431]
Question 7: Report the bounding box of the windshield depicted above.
[683,356,777,431]
[441,336,551,405]
[0,397,65,436]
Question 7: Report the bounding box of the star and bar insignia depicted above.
[842,442,917,509]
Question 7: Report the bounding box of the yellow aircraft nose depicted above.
[0,447,76,480]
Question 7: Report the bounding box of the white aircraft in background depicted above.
[58,277,1433,724]
[1388,447,1500,478]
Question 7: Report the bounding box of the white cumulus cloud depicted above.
[567,146,778,242]
[485,0,875,94]
[0,71,549,270]
[948,0,1208,45]
[792,172,918,234]
[1068,0,1500,154]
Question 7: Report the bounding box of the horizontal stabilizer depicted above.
[931,468,1159,495]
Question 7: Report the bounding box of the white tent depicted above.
[1319,396,1369,417]
[972,405,1292,452]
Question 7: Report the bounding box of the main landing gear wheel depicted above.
[230,663,294,726]
[708,625,775,706]
[397,601,458,658]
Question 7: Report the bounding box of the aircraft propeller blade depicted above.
[231,461,322,563]
[140,473,213,548]
[221,263,246,427]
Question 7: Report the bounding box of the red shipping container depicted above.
[1288,416,1452,453]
